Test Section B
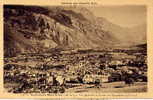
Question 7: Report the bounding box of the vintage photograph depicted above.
[3,5,147,93]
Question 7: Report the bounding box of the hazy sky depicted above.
[88,5,146,28]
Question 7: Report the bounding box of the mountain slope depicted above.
[4,5,146,57]
[4,5,118,57]
[97,17,146,45]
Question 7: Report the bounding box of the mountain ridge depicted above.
[4,5,146,57]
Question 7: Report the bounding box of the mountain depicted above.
[4,5,146,57]
[97,17,146,46]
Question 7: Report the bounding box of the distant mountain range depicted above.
[97,17,146,45]
[4,5,147,57]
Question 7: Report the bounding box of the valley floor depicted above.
[3,47,147,93]
[4,82,147,93]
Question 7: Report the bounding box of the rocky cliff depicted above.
[4,5,146,57]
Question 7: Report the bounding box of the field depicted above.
[66,82,147,93]
[4,46,147,93]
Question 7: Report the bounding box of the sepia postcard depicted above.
[0,0,153,99]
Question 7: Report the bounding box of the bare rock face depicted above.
[4,5,146,57]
